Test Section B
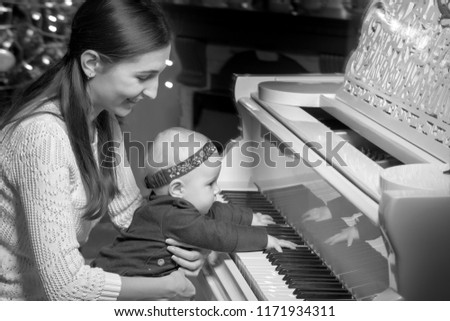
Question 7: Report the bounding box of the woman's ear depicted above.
[168,179,184,198]
[80,50,101,79]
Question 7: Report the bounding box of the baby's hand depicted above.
[266,235,298,252]
[252,212,275,226]
[325,226,360,247]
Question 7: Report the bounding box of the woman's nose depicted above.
[142,85,157,100]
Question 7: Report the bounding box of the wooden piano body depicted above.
[193,0,450,301]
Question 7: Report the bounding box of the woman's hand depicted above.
[166,270,196,300]
[118,270,195,301]
[166,238,209,277]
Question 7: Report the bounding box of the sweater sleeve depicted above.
[11,120,121,300]
[162,208,267,252]
[207,202,254,225]
[107,117,144,230]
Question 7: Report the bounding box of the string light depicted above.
[31,12,42,21]
[42,57,51,65]
[23,63,33,71]
[0,0,83,92]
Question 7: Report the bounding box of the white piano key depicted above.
[233,251,299,301]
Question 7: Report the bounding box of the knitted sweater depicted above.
[0,102,143,300]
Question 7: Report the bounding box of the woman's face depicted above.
[89,45,171,118]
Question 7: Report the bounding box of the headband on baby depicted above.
[145,141,218,189]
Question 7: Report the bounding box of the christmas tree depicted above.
[0,0,82,111]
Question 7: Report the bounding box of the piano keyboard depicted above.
[221,190,355,301]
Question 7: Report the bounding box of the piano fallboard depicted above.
[222,189,387,301]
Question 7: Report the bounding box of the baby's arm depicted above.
[208,202,253,225]
[163,208,267,252]
[210,202,275,226]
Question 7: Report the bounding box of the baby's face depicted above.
[182,156,222,215]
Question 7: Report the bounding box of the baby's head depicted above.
[145,127,222,214]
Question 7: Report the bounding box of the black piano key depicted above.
[266,248,315,255]
[286,276,341,285]
[270,236,305,243]
[277,266,331,275]
[296,291,354,300]
[294,286,351,294]
[266,231,303,238]
[265,225,296,230]
[265,227,300,234]
[271,257,326,265]
[269,258,323,266]
[228,202,273,207]
[279,268,334,277]
[251,210,285,217]
[268,235,305,243]
[266,248,316,256]
[288,280,344,290]
[285,276,340,286]
[272,255,324,264]
[271,258,325,267]
[268,256,322,265]
[269,253,322,260]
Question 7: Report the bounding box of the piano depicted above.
[192,0,450,301]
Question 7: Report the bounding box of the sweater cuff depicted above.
[240,206,254,225]
[99,272,121,301]
[236,226,268,251]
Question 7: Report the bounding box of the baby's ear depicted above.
[168,179,184,198]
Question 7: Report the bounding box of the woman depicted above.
[0,0,205,300]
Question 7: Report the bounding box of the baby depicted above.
[92,127,297,277]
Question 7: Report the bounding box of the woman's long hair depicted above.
[0,0,171,220]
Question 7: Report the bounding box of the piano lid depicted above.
[255,1,450,163]
[336,0,450,163]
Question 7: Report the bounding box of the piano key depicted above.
[294,290,354,300]
[279,267,335,277]
[266,248,319,256]
[223,190,355,301]
[273,257,325,266]
[233,251,299,301]
[288,280,345,290]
